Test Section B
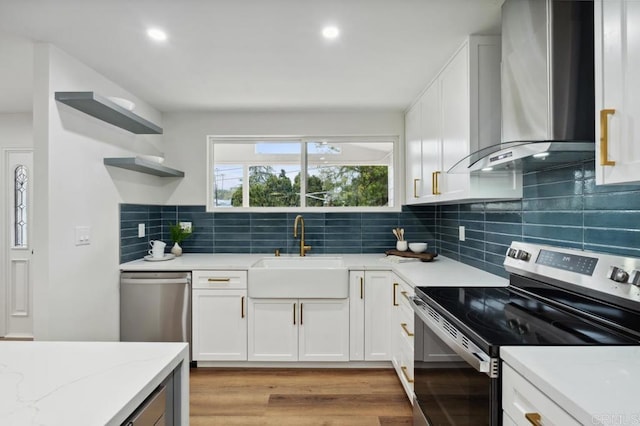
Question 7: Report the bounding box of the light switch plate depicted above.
[138,223,145,238]
[459,226,465,241]
[75,226,91,246]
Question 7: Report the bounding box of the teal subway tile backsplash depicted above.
[120,160,640,278]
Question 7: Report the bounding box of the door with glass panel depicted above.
[2,149,33,338]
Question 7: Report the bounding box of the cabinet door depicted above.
[596,0,640,184]
[440,44,470,198]
[298,299,349,362]
[349,271,365,360]
[405,101,423,203]
[248,298,297,361]
[364,271,393,360]
[192,289,247,361]
[420,82,442,202]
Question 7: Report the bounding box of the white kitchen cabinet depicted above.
[391,275,415,401]
[248,298,349,362]
[502,363,581,426]
[349,270,393,361]
[192,270,248,361]
[595,0,640,185]
[405,35,521,205]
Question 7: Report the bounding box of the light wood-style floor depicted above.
[190,368,413,426]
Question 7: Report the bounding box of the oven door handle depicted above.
[410,296,498,378]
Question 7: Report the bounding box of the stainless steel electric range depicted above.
[410,242,640,426]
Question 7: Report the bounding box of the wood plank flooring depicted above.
[190,368,413,425]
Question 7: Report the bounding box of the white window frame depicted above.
[206,135,400,212]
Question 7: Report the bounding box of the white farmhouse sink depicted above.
[248,256,348,298]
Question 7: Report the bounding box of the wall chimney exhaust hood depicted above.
[449,0,595,174]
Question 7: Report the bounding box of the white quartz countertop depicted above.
[120,253,508,287]
[0,341,189,426]
[501,346,640,425]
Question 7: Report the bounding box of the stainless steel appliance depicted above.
[120,272,191,358]
[449,0,596,174]
[410,242,640,425]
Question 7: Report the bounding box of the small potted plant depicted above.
[169,223,193,256]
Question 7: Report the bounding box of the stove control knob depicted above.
[630,270,640,286]
[515,250,531,261]
[507,248,518,259]
[607,266,629,283]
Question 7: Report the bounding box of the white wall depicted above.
[162,110,404,205]
[0,113,32,148]
[32,44,166,340]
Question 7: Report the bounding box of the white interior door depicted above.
[2,149,34,338]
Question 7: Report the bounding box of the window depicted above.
[207,136,398,211]
[14,165,28,247]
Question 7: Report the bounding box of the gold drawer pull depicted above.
[293,303,296,325]
[401,290,410,301]
[525,412,542,426]
[401,366,414,383]
[207,278,231,282]
[241,296,245,318]
[600,108,616,166]
[401,322,414,337]
[413,178,420,198]
[360,277,364,299]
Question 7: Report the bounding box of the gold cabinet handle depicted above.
[401,290,410,301]
[208,278,231,282]
[432,171,441,195]
[413,178,420,198]
[293,303,296,325]
[525,412,542,426]
[393,283,399,306]
[241,296,245,318]
[400,366,414,383]
[300,303,304,325]
[360,277,364,299]
[600,108,616,166]
[400,322,414,336]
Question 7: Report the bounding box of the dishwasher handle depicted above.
[121,277,190,285]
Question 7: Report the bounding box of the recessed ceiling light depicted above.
[147,28,168,42]
[322,26,340,40]
[533,152,550,158]
[482,167,494,172]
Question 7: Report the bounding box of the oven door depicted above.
[410,297,501,426]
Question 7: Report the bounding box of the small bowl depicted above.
[409,242,427,253]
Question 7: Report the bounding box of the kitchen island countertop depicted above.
[0,341,189,426]
[120,253,508,288]
[501,346,640,425]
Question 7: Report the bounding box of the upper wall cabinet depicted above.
[595,0,640,185]
[55,92,163,134]
[405,36,522,205]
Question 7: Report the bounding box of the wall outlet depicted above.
[179,222,192,232]
[75,226,91,246]
[459,226,465,241]
[138,223,145,238]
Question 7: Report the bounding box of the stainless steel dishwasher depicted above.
[120,271,191,358]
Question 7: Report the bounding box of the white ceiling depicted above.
[0,0,502,113]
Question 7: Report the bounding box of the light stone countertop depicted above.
[501,346,640,425]
[120,253,508,288]
[0,341,189,426]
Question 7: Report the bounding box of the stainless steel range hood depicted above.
[449,0,595,174]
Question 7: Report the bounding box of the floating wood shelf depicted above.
[103,157,184,177]
[55,91,163,134]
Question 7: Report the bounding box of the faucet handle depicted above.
[302,245,312,256]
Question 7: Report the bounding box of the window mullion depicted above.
[300,140,307,208]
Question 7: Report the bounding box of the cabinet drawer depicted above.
[192,270,247,289]
[502,364,580,426]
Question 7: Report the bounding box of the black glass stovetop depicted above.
[416,277,640,357]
